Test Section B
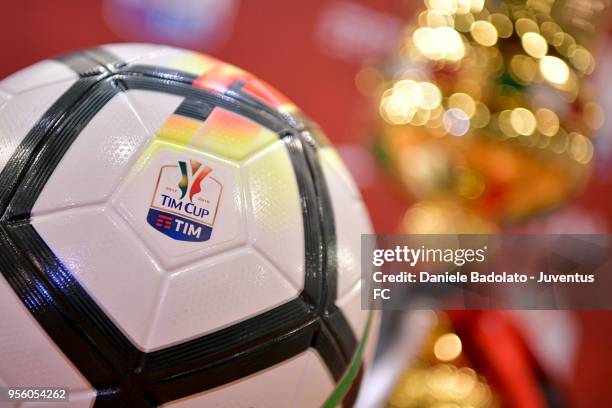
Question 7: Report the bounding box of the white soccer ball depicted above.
[0,43,375,407]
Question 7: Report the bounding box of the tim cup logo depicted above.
[147,159,222,242]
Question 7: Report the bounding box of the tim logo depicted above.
[147,159,222,242]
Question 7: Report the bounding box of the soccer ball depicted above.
[0,44,375,407]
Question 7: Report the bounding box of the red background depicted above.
[1,1,611,406]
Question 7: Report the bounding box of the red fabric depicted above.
[450,311,548,408]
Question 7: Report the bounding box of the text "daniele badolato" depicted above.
[369,245,595,301]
